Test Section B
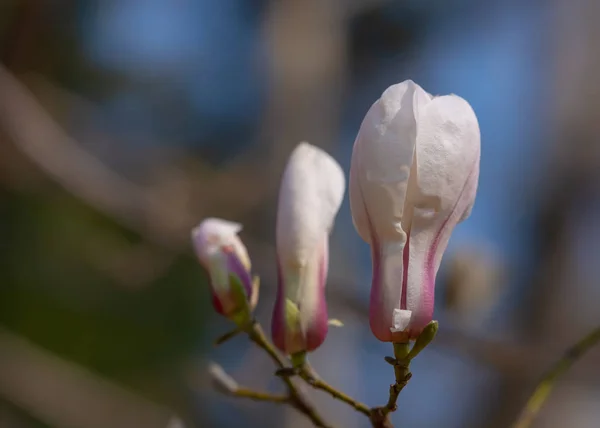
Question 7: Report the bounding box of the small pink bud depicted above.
[349,80,480,342]
[192,218,255,322]
[271,143,345,355]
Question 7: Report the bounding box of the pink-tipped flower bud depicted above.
[272,143,345,356]
[192,218,256,324]
[349,80,480,342]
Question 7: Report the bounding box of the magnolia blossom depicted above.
[192,218,256,321]
[272,143,345,356]
[349,80,480,342]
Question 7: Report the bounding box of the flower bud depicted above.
[272,143,345,356]
[192,218,256,324]
[349,80,480,342]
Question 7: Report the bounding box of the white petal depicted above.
[349,81,435,338]
[414,95,480,214]
[348,136,370,243]
[296,235,328,334]
[390,309,412,332]
[349,80,429,243]
[191,217,250,271]
[412,83,434,116]
[276,142,345,268]
[194,217,242,236]
[405,94,481,325]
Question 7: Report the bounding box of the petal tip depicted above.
[390,309,413,333]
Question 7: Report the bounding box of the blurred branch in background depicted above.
[443,246,506,329]
[512,326,600,428]
[0,64,263,252]
[262,0,346,168]
[482,0,600,426]
[334,282,599,380]
[0,327,183,428]
[0,64,278,290]
[208,362,288,404]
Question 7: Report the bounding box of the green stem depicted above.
[369,342,412,428]
[245,322,287,368]
[512,326,600,428]
[244,322,333,428]
[382,343,412,416]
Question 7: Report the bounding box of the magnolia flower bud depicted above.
[349,80,480,342]
[272,143,345,356]
[192,218,257,324]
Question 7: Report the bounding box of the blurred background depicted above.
[1,0,599,427]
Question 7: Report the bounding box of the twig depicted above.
[214,328,243,346]
[369,343,412,428]
[0,65,183,249]
[209,322,332,426]
[209,362,289,403]
[332,289,600,377]
[243,321,333,428]
[232,388,289,403]
[294,325,439,427]
[512,325,600,428]
[298,363,371,416]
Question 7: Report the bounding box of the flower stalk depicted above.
[245,321,333,428]
[368,321,438,427]
[380,342,412,415]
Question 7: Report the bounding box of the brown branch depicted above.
[243,322,333,428]
[298,363,371,417]
[0,65,185,249]
[209,363,289,404]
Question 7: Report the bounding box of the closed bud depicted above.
[192,218,256,324]
[349,80,480,342]
[272,143,345,355]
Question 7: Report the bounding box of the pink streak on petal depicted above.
[210,289,226,316]
[367,207,394,342]
[209,245,253,319]
[210,287,239,318]
[400,234,410,310]
[271,258,288,353]
[409,163,479,335]
[410,214,451,335]
[305,237,329,352]
[223,246,253,298]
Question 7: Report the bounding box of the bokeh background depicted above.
[1,0,599,427]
